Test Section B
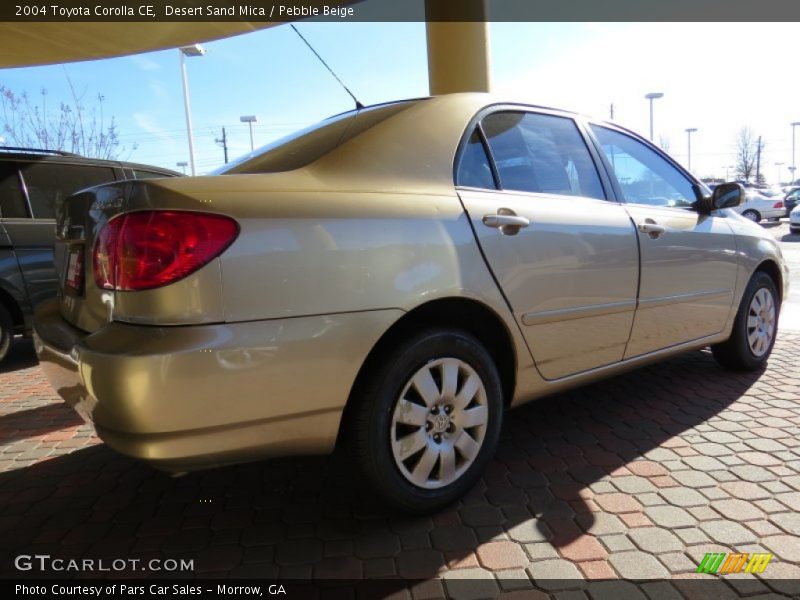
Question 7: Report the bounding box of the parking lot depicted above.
[1,220,799,596]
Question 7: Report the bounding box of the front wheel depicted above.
[712,272,779,371]
[352,329,503,513]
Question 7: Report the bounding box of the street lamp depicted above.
[725,165,735,181]
[685,128,697,172]
[240,115,257,152]
[644,92,664,141]
[775,162,785,185]
[791,121,800,185]
[179,44,205,176]
[176,161,188,175]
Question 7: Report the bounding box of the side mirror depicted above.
[712,182,745,210]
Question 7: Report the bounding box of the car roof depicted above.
[0,147,181,176]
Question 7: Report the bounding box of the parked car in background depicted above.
[33,95,787,512]
[791,205,800,234]
[784,187,800,216]
[732,189,785,222]
[0,147,180,361]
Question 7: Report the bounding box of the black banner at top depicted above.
[2,0,800,22]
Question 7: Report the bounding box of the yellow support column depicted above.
[425,0,491,95]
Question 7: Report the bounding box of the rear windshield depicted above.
[214,100,419,175]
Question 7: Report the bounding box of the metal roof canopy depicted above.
[0,0,490,94]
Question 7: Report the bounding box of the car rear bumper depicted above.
[33,298,401,472]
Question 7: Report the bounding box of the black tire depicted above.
[352,329,503,513]
[0,304,12,363]
[741,209,761,223]
[791,227,800,235]
[712,272,779,371]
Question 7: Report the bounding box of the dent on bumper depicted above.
[33,298,402,470]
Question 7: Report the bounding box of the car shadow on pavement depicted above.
[0,347,765,580]
[0,338,38,374]
[0,404,84,445]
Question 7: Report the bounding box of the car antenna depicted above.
[290,24,365,110]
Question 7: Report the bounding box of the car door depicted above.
[457,110,640,380]
[588,124,739,358]
[10,161,119,310]
[0,161,31,315]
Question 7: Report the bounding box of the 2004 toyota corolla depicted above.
[33,94,788,512]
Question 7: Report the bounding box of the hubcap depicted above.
[747,287,776,357]
[744,211,758,222]
[390,358,488,489]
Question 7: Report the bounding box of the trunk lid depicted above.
[55,182,128,333]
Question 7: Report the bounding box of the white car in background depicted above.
[791,205,800,234]
[732,190,785,223]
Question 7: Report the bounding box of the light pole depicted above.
[240,115,257,152]
[645,92,664,141]
[179,44,205,176]
[176,161,188,175]
[725,165,735,181]
[776,162,785,185]
[791,121,800,185]
[685,128,697,172]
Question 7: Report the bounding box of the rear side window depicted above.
[0,163,28,219]
[133,169,168,180]
[19,162,117,219]
[481,112,606,200]
[456,130,496,189]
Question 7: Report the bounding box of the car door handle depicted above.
[637,220,666,238]
[482,210,530,235]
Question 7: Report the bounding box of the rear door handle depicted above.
[637,219,666,238]
[482,209,530,235]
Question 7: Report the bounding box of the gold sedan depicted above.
[33,94,788,512]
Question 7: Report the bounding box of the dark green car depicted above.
[0,147,180,361]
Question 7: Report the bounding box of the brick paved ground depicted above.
[1,335,800,598]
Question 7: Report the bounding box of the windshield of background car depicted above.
[215,101,419,175]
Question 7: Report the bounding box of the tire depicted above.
[0,304,12,363]
[352,329,503,513]
[712,271,779,371]
[791,227,800,234]
[741,209,761,223]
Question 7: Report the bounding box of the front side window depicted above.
[480,111,606,200]
[591,125,697,208]
[0,163,28,219]
[19,163,117,219]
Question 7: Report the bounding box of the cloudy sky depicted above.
[2,21,798,182]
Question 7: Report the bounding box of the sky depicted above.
[1,21,799,183]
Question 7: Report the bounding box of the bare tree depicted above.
[734,127,758,181]
[0,79,132,159]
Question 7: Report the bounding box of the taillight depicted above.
[93,211,239,291]
[774,202,784,209]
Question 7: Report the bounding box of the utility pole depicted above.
[215,127,229,164]
[755,136,762,184]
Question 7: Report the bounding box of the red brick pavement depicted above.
[2,336,800,597]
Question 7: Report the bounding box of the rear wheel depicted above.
[741,209,761,223]
[352,329,503,513]
[712,272,779,371]
[0,304,12,363]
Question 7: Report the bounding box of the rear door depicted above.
[587,124,739,357]
[457,109,640,380]
[9,161,119,310]
[0,161,31,315]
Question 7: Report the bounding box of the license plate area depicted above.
[64,246,84,295]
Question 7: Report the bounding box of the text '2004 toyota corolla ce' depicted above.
[34,94,788,512]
